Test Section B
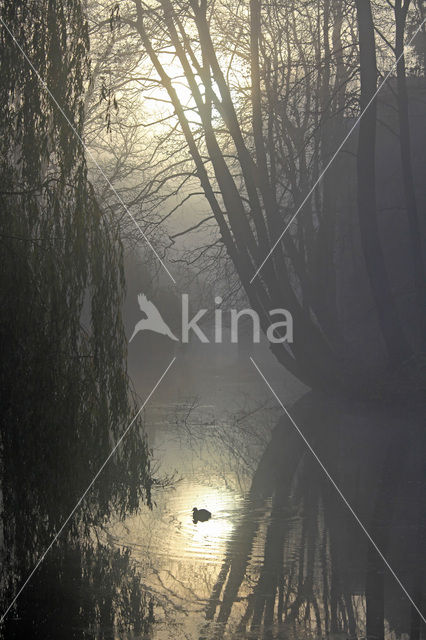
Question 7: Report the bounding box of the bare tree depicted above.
[88,0,425,396]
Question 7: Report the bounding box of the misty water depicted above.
[120,337,299,639]
[2,330,424,640]
[94,336,424,639]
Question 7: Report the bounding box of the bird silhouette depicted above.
[192,507,211,523]
[129,294,179,342]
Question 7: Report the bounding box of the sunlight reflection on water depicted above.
[177,484,241,562]
[115,481,245,565]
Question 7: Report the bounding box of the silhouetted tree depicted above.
[0,0,153,626]
[100,0,426,397]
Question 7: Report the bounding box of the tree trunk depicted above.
[316,0,342,341]
[365,424,409,640]
[394,0,426,350]
[355,0,412,365]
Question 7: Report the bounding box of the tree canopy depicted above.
[91,0,426,397]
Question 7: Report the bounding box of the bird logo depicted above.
[129,294,179,343]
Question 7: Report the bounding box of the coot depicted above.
[192,507,211,523]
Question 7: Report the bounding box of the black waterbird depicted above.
[192,507,211,523]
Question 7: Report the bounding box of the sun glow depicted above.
[142,50,198,123]
[118,481,243,566]
[181,485,238,561]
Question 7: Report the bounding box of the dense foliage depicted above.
[0,0,152,615]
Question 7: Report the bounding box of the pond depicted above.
[109,339,425,640]
[1,338,424,639]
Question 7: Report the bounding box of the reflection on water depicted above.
[116,481,244,564]
[1,539,155,639]
[1,351,425,640]
[108,364,425,640]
